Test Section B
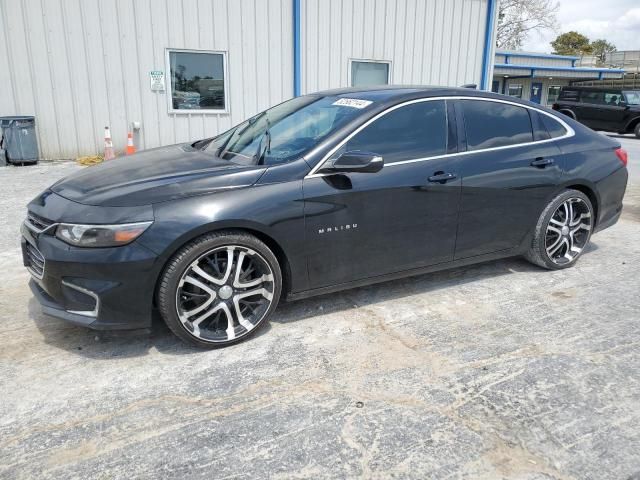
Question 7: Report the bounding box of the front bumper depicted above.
[22,223,160,330]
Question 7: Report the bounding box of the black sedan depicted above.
[22,86,628,348]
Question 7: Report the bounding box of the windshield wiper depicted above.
[191,137,215,150]
[238,111,267,136]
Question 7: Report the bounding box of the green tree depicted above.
[551,31,592,56]
[590,39,616,65]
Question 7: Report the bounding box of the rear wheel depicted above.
[158,231,282,348]
[525,190,593,270]
[634,122,640,139]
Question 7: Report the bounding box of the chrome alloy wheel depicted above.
[545,197,592,265]
[175,245,275,342]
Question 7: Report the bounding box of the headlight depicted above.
[55,222,152,247]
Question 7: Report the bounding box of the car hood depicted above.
[52,144,267,207]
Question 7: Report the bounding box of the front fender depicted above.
[137,180,308,293]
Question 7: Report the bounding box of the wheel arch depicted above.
[152,221,294,304]
[625,115,640,134]
[559,108,576,120]
[561,182,600,227]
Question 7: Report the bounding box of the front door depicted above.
[453,99,563,259]
[303,100,461,289]
[598,91,628,132]
[530,82,543,104]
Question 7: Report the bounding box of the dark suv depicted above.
[552,86,640,138]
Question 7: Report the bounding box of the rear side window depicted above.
[530,111,551,141]
[581,91,605,105]
[559,89,580,101]
[344,100,447,163]
[461,100,533,151]
[540,113,568,139]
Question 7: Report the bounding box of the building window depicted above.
[507,84,523,98]
[547,85,561,104]
[167,49,227,112]
[350,60,391,87]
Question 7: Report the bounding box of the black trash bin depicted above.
[0,116,39,165]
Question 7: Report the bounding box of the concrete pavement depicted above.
[0,138,639,479]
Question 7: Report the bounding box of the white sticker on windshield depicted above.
[332,98,372,109]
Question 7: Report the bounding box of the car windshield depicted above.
[206,95,373,165]
[623,91,640,105]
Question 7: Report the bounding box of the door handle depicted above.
[428,172,457,183]
[530,157,554,167]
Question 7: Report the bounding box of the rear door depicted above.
[303,99,461,289]
[578,90,606,129]
[453,99,564,259]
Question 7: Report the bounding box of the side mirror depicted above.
[319,151,384,174]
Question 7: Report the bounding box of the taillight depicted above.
[615,147,628,167]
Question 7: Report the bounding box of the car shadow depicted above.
[28,247,599,359]
[606,133,637,140]
[272,256,541,325]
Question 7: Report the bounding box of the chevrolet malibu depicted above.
[22,87,629,348]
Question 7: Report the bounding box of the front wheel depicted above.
[634,122,640,139]
[157,231,282,348]
[525,190,593,270]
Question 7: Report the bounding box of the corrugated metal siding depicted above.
[1,0,491,160]
[507,56,573,68]
[300,0,489,94]
[0,0,293,159]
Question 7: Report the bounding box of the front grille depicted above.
[26,212,54,232]
[25,242,45,279]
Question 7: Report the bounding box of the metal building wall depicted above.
[0,0,293,159]
[0,0,494,160]
[299,0,491,94]
[506,55,574,68]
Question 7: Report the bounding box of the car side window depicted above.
[604,92,622,106]
[460,100,533,151]
[558,89,579,102]
[343,100,447,164]
[540,113,568,139]
[581,91,605,105]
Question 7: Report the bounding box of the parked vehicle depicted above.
[22,87,628,348]
[552,86,640,138]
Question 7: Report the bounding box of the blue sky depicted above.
[522,0,640,53]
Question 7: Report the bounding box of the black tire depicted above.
[157,231,282,348]
[525,189,594,270]
[634,122,640,139]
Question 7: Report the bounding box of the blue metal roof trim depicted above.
[480,0,498,90]
[293,0,301,97]
[498,51,581,61]
[494,63,626,74]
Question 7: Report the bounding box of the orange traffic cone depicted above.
[126,132,136,155]
[103,126,115,160]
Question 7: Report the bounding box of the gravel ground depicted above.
[0,137,639,479]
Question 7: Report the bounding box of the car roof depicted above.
[310,85,534,108]
[562,85,638,92]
